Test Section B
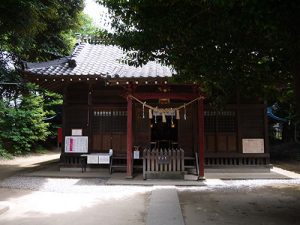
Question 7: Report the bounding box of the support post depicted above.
[198,98,205,180]
[126,95,133,178]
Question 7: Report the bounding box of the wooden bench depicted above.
[184,152,199,175]
[109,154,127,174]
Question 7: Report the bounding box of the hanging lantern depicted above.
[176,110,180,120]
[149,109,153,119]
[162,113,166,123]
[142,102,146,118]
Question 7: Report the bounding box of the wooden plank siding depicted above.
[204,108,237,153]
[134,105,151,148]
[178,105,194,156]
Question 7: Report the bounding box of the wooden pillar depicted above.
[87,84,92,153]
[61,86,67,155]
[236,93,242,153]
[126,95,133,178]
[198,98,205,179]
[263,101,270,164]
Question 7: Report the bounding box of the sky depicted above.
[83,0,111,30]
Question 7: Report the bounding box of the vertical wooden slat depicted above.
[181,149,184,171]
[151,150,155,172]
[126,95,133,178]
[143,149,146,179]
[176,149,180,171]
[147,149,150,172]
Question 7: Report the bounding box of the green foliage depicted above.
[0,0,84,61]
[0,0,86,155]
[78,13,100,36]
[0,86,50,155]
[101,0,299,113]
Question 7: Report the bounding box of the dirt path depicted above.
[0,151,60,180]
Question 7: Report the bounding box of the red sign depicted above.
[69,138,73,152]
[57,128,62,144]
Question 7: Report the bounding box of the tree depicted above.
[0,0,84,156]
[100,0,299,116]
[0,85,50,155]
[0,0,84,61]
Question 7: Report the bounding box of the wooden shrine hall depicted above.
[23,40,270,179]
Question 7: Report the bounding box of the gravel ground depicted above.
[1,176,300,193]
[178,185,300,225]
[1,176,300,225]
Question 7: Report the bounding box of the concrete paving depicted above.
[25,163,289,181]
[146,188,184,225]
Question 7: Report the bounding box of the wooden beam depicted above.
[198,98,205,180]
[133,92,199,101]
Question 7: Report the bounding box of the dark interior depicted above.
[150,116,178,149]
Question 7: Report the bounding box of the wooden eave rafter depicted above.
[23,73,204,98]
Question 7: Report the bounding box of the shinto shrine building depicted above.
[23,40,270,179]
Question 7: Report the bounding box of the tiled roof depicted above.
[25,43,174,78]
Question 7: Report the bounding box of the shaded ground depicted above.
[271,159,300,174]
[178,185,300,225]
[270,142,300,174]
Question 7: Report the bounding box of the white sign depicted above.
[71,129,82,136]
[65,136,88,153]
[99,154,110,164]
[134,150,140,159]
[242,139,264,153]
[87,154,99,164]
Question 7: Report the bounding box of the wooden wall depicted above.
[62,82,267,156]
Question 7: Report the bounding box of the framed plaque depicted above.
[242,139,264,153]
[71,129,82,136]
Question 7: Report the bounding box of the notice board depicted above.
[65,136,88,153]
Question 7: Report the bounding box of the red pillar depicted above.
[126,96,133,178]
[198,98,205,179]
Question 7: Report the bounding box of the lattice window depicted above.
[204,111,216,132]
[205,110,236,132]
[92,109,127,133]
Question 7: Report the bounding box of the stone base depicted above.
[144,172,184,180]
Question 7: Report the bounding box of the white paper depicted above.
[65,136,88,153]
[133,150,140,159]
[87,154,99,164]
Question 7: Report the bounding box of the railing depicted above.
[143,148,184,179]
[204,153,270,166]
[60,153,82,167]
